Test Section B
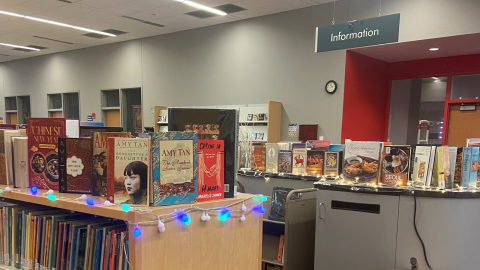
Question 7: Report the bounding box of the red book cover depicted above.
[59,138,92,193]
[197,140,224,202]
[28,118,67,190]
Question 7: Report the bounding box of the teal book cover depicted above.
[150,132,198,206]
[470,147,479,188]
[462,147,472,188]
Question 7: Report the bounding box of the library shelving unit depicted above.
[262,188,317,270]
[0,185,262,270]
[47,92,80,119]
[4,96,30,125]
[152,101,282,143]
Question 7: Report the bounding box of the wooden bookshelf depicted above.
[0,185,262,270]
[153,105,167,132]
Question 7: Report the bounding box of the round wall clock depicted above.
[325,80,337,94]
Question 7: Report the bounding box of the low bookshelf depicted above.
[0,185,262,270]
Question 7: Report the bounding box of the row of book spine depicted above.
[0,204,128,270]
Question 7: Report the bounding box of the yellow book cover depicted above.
[433,147,445,189]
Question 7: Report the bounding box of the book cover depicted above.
[12,137,28,188]
[107,138,149,205]
[197,140,224,202]
[258,114,265,121]
[454,148,464,188]
[306,140,330,150]
[277,235,285,262]
[306,150,324,176]
[27,118,79,190]
[442,146,451,189]
[59,138,93,194]
[381,146,410,186]
[329,144,345,152]
[91,132,131,197]
[432,146,445,189]
[168,108,237,198]
[467,139,480,186]
[6,130,24,185]
[470,147,479,189]
[324,151,341,176]
[251,144,266,171]
[412,146,433,187]
[132,105,142,134]
[343,142,381,183]
[252,114,259,121]
[151,132,197,206]
[291,143,306,149]
[278,150,292,173]
[425,146,437,188]
[247,114,252,121]
[462,147,473,188]
[265,143,279,173]
[292,148,307,174]
[448,147,458,189]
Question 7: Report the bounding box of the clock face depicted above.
[325,80,337,94]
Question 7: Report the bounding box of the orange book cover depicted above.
[106,138,149,205]
[277,235,285,262]
[197,140,224,202]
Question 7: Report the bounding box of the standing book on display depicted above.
[27,118,80,190]
[343,142,381,184]
[412,146,433,187]
[323,151,342,176]
[197,140,224,202]
[265,143,279,173]
[432,146,446,189]
[278,150,292,173]
[306,140,330,150]
[448,147,458,189]
[58,138,93,194]
[467,138,480,186]
[381,146,410,186]
[251,144,266,171]
[5,129,26,185]
[292,148,307,175]
[106,138,149,205]
[12,137,28,188]
[168,108,238,198]
[150,132,197,206]
[91,132,131,197]
[306,150,324,176]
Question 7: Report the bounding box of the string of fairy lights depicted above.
[0,186,266,238]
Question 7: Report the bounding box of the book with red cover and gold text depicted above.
[58,138,92,193]
[197,140,224,202]
[28,118,79,190]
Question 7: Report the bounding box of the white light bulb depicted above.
[240,214,246,222]
[201,211,207,221]
[206,213,211,221]
[158,220,165,231]
[104,200,113,206]
[46,189,54,195]
[241,203,246,212]
[159,226,166,232]
[5,187,12,192]
[79,194,88,200]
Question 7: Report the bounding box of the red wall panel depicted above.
[341,51,389,143]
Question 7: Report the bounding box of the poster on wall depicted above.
[288,124,298,137]
[132,105,142,133]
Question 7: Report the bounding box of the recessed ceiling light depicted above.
[0,43,40,51]
[0,10,115,37]
[174,0,227,16]
[429,47,439,51]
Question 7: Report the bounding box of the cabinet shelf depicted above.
[263,219,285,225]
[101,107,121,110]
[262,259,284,267]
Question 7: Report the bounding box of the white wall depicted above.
[0,0,480,142]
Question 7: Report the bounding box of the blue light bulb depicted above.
[261,196,267,202]
[31,187,38,193]
[47,194,56,201]
[133,227,141,237]
[121,204,131,212]
[181,214,189,222]
[86,198,94,206]
[260,207,265,214]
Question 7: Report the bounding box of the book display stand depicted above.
[0,186,262,270]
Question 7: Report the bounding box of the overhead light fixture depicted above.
[432,77,438,80]
[429,47,439,51]
[0,43,40,51]
[174,0,227,16]
[0,10,115,37]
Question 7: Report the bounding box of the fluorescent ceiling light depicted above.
[0,10,115,37]
[431,77,438,80]
[429,47,439,51]
[174,0,227,16]
[0,43,40,51]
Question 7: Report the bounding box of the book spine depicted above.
[470,147,479,189]
[58,138,67,193]
[462,148,471,188]
[426,146,436,188]
[107,138,115,203]
[277,235,285,262]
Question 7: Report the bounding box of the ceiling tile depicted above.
[0,19,38,34]
[76,0,136,9]
[5,0,67,16]
[153,14,198,26]
[0,0,31,9]
[60,11,118,26]
[0,32,30,43]
[101,1,162,15]
[31,4,93,21]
